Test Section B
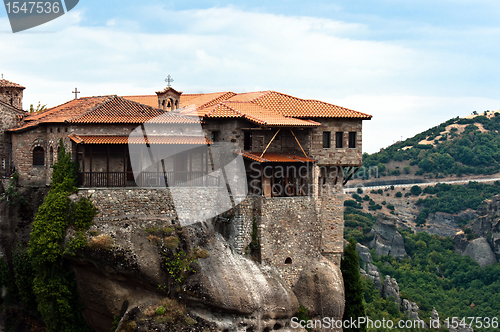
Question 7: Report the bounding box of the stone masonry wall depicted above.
[0,86,24,110]
[318,189,345,266]
[259,196,322,286]
[310,119,363,166]
[0,102,24,176]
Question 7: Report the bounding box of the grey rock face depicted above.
[294,257,345,321]
[356,243,373,264]
[431,307,439,321]
[448,325,474,332]
[426,210,475,237]
[469,194,500,261]
[368,216,407,259]
[401,299,419,320]
[382,275,400,304]
[356,243,382,290]
[180,231,300,324]
[361,263,382,290]
[463,237,497,267]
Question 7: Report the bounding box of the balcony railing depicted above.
[78,171,220,188]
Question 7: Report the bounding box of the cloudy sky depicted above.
[1,0,500,153]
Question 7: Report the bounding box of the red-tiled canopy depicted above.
[239,151,316,163]
[68,134,212,145]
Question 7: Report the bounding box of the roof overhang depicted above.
[68,134,213,145]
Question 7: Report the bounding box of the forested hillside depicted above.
[344,204,500,332]
[375,230,500,332]
[362,112,500,178]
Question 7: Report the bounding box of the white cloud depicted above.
[335,94,500,153]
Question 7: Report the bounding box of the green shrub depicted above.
[411,185,422,196]
[28,140,95,332]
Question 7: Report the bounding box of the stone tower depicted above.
[0,78,25,110]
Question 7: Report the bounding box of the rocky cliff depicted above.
[468,195,500,263]
[0,185,346,332]
[367,215,407,259]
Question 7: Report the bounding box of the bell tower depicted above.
[156,75,182,112]
[0,77,25,110]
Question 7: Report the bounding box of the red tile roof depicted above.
[206,101,321,127]
[0,79,25,89]
[9,96,198,132]
[68,96,198,124]
[239,151,316,163]
[10,89,370,132]
[124,90,372,122]
[68,134,212,145]
[252,91,371,119]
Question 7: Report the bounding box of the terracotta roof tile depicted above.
[122,95,158,108]
[69,96,199,124]
[240,151,316,163]
[9,96,110,132]
[127,89,371,121]
[252,91,372,119]
[68,134,212,145]
[181,92,236,109]
[227,91,268,102]
[207,101,321,127]
[9,96,199,132]
[0,79,25,89]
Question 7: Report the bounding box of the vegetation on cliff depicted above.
[0,140,98,331]
[341,238,367,332]
[28,141,97,332]
[373,230,500,332]
[414,181,500,225]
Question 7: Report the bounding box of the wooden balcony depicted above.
[77,171,220,188]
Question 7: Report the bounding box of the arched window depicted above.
[285,257,292,265]
[33,147,45,166]
[49,147,54,166]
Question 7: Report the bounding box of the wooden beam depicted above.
[343,166,359,186]
[107,145,110,187]
[240,127,272,131]
[260,129,281,158]
[89,145,93,187]
[289,129,309,159]
[123,145,127,187]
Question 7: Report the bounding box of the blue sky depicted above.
[1,0,500,153]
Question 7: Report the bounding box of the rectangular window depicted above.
[322,132,331,148]
[336,132,344,148]
[244,131,252,151]
[211,131,220,143]
[349,132,357,148]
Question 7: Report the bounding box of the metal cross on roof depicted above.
[165,75,174,87]
[72,87,80,99]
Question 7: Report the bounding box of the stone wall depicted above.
[0,102,24,176]
[0,86,24,110]
[258,196,323,285]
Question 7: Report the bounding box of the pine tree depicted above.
[341,238,367,332]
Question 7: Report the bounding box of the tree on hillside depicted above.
[341,238,366,332]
